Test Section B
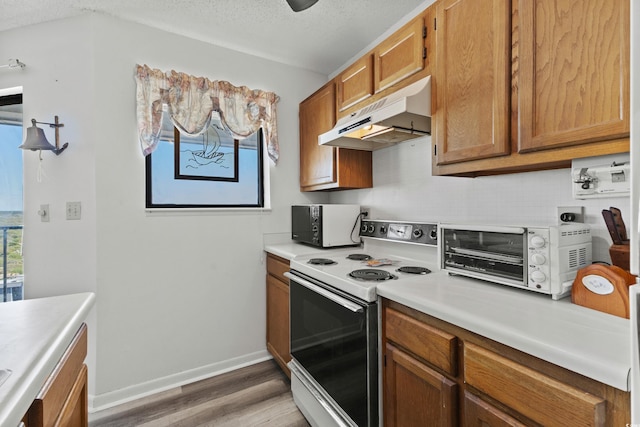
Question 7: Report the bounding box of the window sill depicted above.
[145,207,272,216]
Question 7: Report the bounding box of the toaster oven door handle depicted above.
[285,272,364,313]
[441,224,526,234]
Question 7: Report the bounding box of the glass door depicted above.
[0,92,24,302]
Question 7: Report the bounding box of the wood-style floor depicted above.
[89,360,310,427]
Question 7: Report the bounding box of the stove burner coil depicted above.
[349,269,397,281]
[347,254,373,261]
[396,266,431,275]
[307,258,337,265]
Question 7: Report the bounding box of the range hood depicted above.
[319,76,431,151]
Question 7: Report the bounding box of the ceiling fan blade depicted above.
[286,0,319,12]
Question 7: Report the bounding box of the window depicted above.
[0,92,24,302]
[145,111,264,208]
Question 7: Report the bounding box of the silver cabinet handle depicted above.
[285,272,363,313]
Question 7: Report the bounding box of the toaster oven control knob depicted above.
[529,235,546,248]
[413,229,423,238]
[530,270,546,283]
[531,253,546,265]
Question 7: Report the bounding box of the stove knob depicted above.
[429,229,438,240]
[368,224,375,233]
[379,225,387,234]
[413,229,423,238]
[361,224,368,233]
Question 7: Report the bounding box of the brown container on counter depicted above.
[609,243,630,271]
[571,264,636,319]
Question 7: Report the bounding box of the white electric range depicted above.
[287,220,438,427]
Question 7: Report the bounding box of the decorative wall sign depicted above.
[145,112,264,208]
[174,124,239,182]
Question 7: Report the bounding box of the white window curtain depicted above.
[135,64,280,163]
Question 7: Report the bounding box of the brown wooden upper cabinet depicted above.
[374,14,427,94]
[336,55,374,113]
[299,81,372,191]
[336,13,428,114]
[517,0,630,152]
[432,0,630,176]
[433,0,511,166]
[300,3,435,190]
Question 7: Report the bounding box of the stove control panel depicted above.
[360,220,438,246]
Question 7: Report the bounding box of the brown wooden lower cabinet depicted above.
[463,391,527,427]
[382,299,631,427]
[384,343,458,426]
[266,253,291,377]
[23,323,88,427]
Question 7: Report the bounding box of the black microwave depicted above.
[291,204,361,248]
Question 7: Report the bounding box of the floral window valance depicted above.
[135,64,280,163]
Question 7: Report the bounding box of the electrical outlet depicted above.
[557,206,584,224]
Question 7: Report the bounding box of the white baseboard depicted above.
[89,350,272,413]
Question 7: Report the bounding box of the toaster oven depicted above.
[439,223,592,299]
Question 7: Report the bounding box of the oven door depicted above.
[440,225,527,286]
[286,271,378,427]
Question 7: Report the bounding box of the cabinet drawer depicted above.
[385,307,457,375]
[29,323,87,427]
[267,254,290,283]
[464,343,606,427]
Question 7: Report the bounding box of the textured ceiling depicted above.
[0,0,429,75]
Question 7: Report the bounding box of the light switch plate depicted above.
[66,201,81,220]
[39,204,49,222]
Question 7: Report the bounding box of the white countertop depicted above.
[264,242,342,260]
[264,241,631,391]
[0,292,96,427]
[377,271,631,392]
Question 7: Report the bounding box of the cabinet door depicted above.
[463,391,527,427]
[27,325,88,427]
[299,82,336,188]
[384,343,458,427]
[517,0,629,153]
[374,16,426,93]
[266,274,291,377]
[337,55,374,112]
[433,0,511,165]
[57,364,88,427]
[374,15,426,93]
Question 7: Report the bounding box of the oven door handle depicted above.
[285,272,364,313]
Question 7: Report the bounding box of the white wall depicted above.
[329,136,630,264]
[0,13,329,410]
